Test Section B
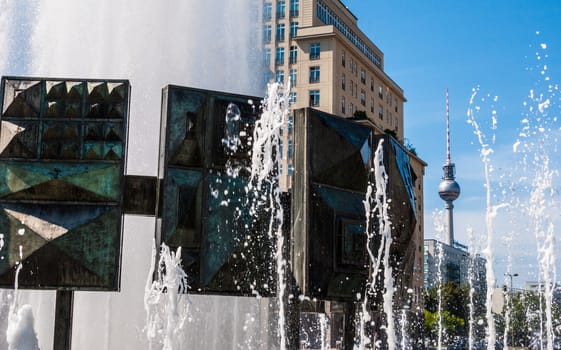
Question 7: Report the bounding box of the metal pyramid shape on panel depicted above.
[1,203,112,240]
[309,112,371,192]
[0,203,118,288]
[52,207,119,286]
[201,173,251,288]
[0,162,119,201]
[0,121,38,158]
[45,81,67,99]
[2,81,42,118]
[1,240,109,289]
[0,208,48,275]
[162,168,202,243]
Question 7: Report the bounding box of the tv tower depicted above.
[438,89,461,246]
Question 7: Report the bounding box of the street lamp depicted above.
[505,272,519,297]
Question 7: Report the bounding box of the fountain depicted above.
[0,1,559,350]
[0,1,267,349]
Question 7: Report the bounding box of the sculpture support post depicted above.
[53,290,74,350]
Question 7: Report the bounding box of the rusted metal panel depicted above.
[0,77,130,291]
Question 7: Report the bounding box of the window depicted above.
[275,47,285,65]
[290,22,299,38]
[289,45,298,64]
[360,68,366,84]
[264,25,272,43]
[309,90,320,107]
[287,163,294,175]
[378,85,383,99]
[289,92,296,104]
[276,23,285,42]
[290,0,299,17]
[276,0,286,19]
[264,48,271,65]
[349,103,354,115]
[288,115,294,135]
[341,50,346,67]
[289,69,297,87]
[309,66,320,83]
[360,89,366,106]
[264,2,272,21]
[378,105,383,119]
[310,43,320,60]
[350,80,354,96]
[276,70,285,83]
[341,73,345,90]
[370,99,374,113]
[288,139,293,155]
[341,96,346,114]
[370,77,374,92]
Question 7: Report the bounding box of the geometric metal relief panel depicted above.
[290,108,419,302]
[291,108,372,302]
[158,85,274,296]
[0,77,130,290]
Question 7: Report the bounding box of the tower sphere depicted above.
[438,179,460,202]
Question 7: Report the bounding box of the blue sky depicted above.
[342,0,561,286]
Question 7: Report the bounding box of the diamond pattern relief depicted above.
[0,77,129,290]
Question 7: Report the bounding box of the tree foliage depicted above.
[502,289,561,347]
[425,283,561,347]
[424,283,486,344]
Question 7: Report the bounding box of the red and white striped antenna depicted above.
[446,88,451,163]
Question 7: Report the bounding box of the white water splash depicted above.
[433,210,445,350]
[399,309,409,350]
[467,226,476,350]
[467,88,502,350]
[515,38,559,349]
[6,265,39,350]
[144,241,189,350]
[248,81,290,349]
[0,0,12,72]
[319,313,328,350]
[356,139,396,350]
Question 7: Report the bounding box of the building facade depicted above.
[264,0,426,313]
[423,239,486,290]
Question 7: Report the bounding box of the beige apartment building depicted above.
[264,0,426,313]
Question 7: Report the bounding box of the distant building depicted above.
[423,239,486,289]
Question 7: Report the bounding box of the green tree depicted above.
[502,290,561,347]
[424,283,486,343]
[352,110,367,120]
[424,309,465,345]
